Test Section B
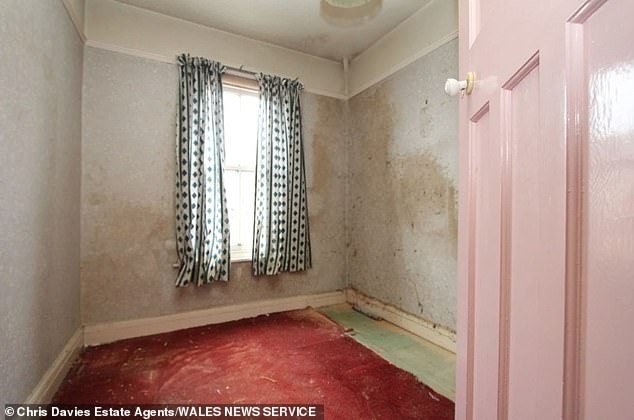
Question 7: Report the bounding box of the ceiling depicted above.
[114,0,432,61]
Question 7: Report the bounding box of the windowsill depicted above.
[231,247,252,263]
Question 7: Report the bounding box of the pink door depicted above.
[456,0,634,419]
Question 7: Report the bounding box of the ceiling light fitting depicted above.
[324,0,373,8]
[320,0,382,27]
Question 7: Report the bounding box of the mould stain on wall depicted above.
[81,48,347,325]
[80,39,458,332]
[307,94,347,223]
[347,39,459,331]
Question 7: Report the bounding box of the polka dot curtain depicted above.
[175,54,230,286]
[253,75,312,275]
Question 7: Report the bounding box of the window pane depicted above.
[241,94,259,168]
[223,90,240,168]
[222,86,258,258]
[240,171,256,247]
[224,170,240,246]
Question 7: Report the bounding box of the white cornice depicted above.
[61,0,86,43]
[82,0,458,100]
[349,0,459,97]
[350,31,458,98]
[85,0,346,98]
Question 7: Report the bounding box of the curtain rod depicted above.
[225,65,258,79]
[224,65,300,84]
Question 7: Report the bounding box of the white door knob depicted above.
[445,78,467,96]
[444,72,475,97]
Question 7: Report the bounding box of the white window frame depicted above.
[224,162,255,262]
[223,83,258,262]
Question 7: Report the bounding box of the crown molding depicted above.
[82,0,457,100]
[61,0,86,43]
[349,31,458,98]
[84,0,346,99]
[348,0,459,97]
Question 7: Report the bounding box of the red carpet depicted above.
[53,309,454,419]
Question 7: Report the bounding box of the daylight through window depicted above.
[223,86,258,261]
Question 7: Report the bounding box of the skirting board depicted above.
[24,328,84,404]
[345,289,457,354]
[25,289,451,402]
[84,290,347,346]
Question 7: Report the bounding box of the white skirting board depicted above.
[24,328,84,404]
[345,288,457,354]
[27,288,454,403]
[84,290,347,346]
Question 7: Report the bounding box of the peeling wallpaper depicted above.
[81,48,347,324]
[347,39,459,331]
[0,0,83,403]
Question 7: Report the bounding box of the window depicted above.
[223,85,258,261]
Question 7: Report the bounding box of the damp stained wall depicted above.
[81,48,347,325]
[0,0,83,402]
[347,39,459,331]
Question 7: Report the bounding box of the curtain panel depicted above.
[253,74,312,276]
[175,54,230,286]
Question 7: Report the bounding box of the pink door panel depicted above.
[469,102,501,420]
[580,1,634,418]
[457,0,634,419]
[506,55,567,420]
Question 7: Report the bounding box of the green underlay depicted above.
[320,304,455,401]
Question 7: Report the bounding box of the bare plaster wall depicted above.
[81,48,347,325]
[0,0,83,402]
[347,39,459,331]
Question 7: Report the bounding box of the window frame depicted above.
[222,80,259,262]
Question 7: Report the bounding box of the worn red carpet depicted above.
[53,309,454,419]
